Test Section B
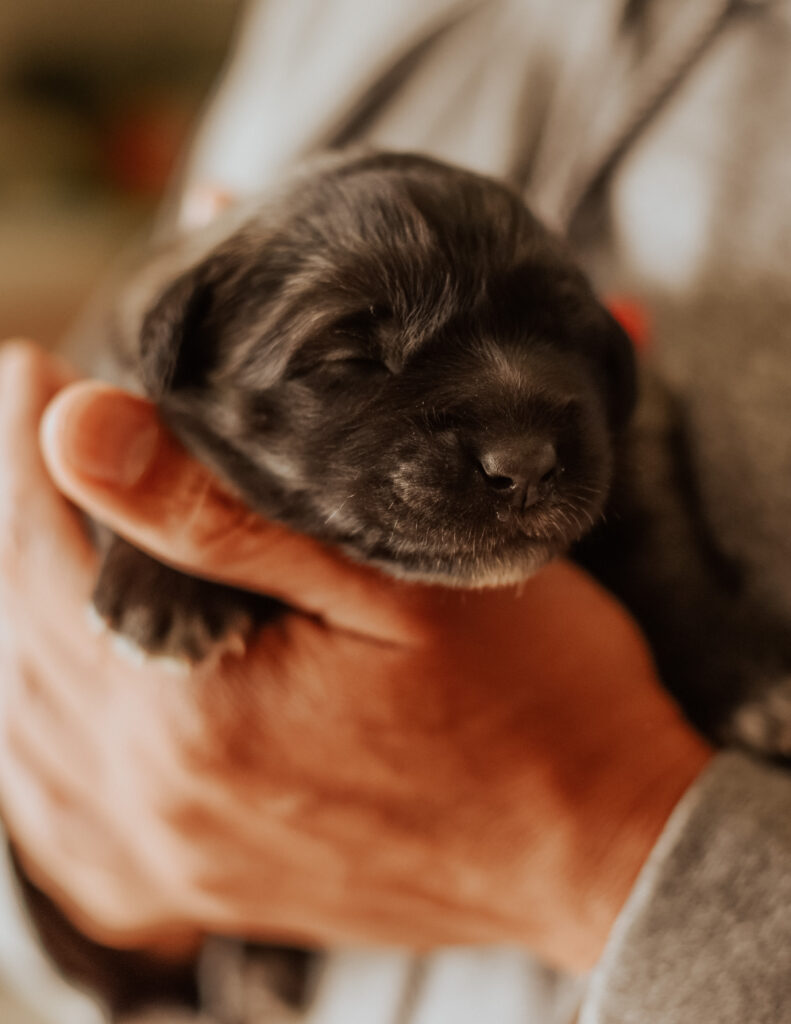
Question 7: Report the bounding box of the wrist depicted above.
[576,720,714,970]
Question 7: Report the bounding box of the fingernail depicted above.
[62,391,161,487]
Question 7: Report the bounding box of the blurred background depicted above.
[0,0,242,346]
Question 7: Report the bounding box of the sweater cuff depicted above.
[581,750,791,1024]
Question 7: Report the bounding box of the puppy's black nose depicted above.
[478,440,558,509]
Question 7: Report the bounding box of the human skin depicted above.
[0,339,712,972]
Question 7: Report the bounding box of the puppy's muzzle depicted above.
[476,437,559,511]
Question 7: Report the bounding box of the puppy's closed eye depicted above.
[332,303,395,337]
[285,306,397,380]
[286,343,388,379]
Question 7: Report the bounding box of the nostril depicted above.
[484,472,517,491]
[478,451,519,488]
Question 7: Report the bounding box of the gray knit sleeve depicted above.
[580,750,791,1024]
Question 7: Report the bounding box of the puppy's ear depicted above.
[139,263,219,400]
[587,305,638,431]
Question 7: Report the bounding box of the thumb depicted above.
[40,382,434,643]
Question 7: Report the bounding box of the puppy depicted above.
[91,150,635,663]
[15,151,636,1023]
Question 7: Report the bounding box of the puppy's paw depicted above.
[95,587,253,666]
[92,536,267,665]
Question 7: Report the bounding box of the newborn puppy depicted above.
[93,150,635,662]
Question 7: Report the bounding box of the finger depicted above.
[0,699,89,835]
[0,340,77,493]
[41,382,438,643]
[0,709,190,947]
[0,700,86,893]
[0,340,96,597]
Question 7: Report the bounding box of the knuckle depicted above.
[75,885,147,939]
[148,822,228,906]
[154,785,214,841]
[179,851,228,902]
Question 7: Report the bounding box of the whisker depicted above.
[324,495,354,525]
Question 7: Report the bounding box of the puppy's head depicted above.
[139,152,635,584]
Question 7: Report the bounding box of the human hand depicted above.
[0,340,711,972]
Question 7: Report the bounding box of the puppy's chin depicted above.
[342,539,556,589]
[310,489,603,589]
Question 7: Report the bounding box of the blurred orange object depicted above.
[101,98,191,197]
[607,296,651,352]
